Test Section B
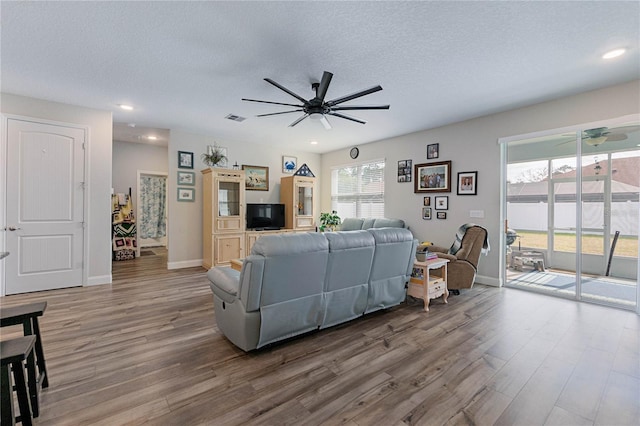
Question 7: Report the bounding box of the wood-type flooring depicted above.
[1,249,638,425]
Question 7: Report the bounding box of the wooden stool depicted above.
[0,302,48,417]
[1,335,36,426]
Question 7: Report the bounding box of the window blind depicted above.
[331,159,385,219]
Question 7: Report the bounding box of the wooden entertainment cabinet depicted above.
[202,170,317,268]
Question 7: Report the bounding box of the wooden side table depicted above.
[408,258,449,311]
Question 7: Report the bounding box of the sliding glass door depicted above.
[503,116,639,311]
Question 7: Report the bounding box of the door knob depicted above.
[8,226,22,231]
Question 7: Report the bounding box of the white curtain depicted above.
[139,176,167,239]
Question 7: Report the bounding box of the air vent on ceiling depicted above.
[225,114,246,122]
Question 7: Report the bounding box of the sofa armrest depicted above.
[435,252,457,262]
[207,267,240,304]
[429,245,449,254]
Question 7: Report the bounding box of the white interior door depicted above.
[5,118,85,294]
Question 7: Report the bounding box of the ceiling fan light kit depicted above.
[242,71,389,129]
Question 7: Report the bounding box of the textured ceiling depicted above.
[2,1,639,153]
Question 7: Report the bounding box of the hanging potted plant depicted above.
[319,211,341,232]
[201,144,227,167]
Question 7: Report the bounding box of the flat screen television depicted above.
[246,203,285,230]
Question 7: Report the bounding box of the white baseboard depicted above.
[86,274,112,286]
[167,259,203,270]
[475,274,500,287]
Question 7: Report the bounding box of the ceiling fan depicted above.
[242,71,389,130]
[556,125,640,146]
[582,125,640,146]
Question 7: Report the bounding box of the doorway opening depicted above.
[136,171,168,258]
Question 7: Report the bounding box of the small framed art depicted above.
[427,143,439,159]
[434,196,448,210]
[423,196,430,206]
[177,171,195,186]
[178,151,194,169]
[422,207,432,220]
[283,155,297,173]
[397,159,412,183]
[177,187,195,202]
[457,171,478,195]
[437,211,447,219]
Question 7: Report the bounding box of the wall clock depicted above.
[350,147,359,159]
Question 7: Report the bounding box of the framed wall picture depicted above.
[178,151,194,169]
[177,171,195,186]
[423,196,430,206]
[397,159,412,183]
[422,207,432,220]
[242,165,269,191]
[434,196,448,210]
[283,155,297,173]
[437,211,447,219]
[177,187,195,202]
[457,171,478,195]
[414,161,451,193]
[427,143,439,159]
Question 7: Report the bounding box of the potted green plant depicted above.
[201,144,227,167]
[319,211,341,232]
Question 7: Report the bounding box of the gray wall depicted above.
[1,93,113,287]
[320,80,640,286]
[167,130,321,268]
[112,140,168,207]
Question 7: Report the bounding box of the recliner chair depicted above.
[429,225,489,292]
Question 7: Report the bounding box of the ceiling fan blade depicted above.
[316,71,333,101]
[330,105,390,111]
[264,78,309,104]
[320,115,332,130]
[604,134,628,142]
[326,85,383,107]
[607,124,640,135]
[289,114,309,127]
[256,109,303,117]
[242,98,303,108]
[328,112,367,124]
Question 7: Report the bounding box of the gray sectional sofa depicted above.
[207,228,417,351]
[339,217,406,231]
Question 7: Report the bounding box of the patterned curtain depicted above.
[139,176,167,239]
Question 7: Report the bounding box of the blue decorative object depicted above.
[282,155,297,173]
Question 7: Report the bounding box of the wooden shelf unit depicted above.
[280,175,316,231]
[202,168,246,268]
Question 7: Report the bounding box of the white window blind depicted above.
[331,159,385,219]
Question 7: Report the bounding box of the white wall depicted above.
[167,130,321,268]
[1,93,113,286]
[112,140,168,202]
[113,140,169,248]
[320,80,640,286]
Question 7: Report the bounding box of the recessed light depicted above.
[310,141,318,145]
[147,136,157,140]
[119,104,134,111]
[602,48,626,59]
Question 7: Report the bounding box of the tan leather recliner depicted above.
[429,226,488,291]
